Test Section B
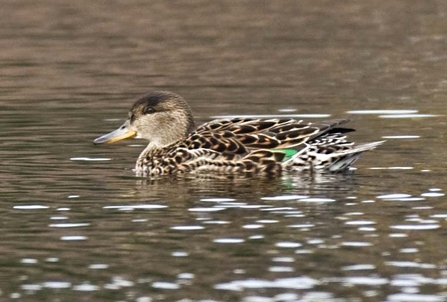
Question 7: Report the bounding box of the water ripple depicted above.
[170,226,205,231]
[421,192,445,197]
[342,264,376,271]
[341,242,373,247]
[49,223,90,228]
[151,282,180,290]
[60,236,87,241]
[21,258,37,264]
[382,135,420,139]
[88,264,109,270]
[332,276,389,286]
[50,216,68,220]
[103,204,167,210]
[390,224,440,230]
[70,157,111,161]
[243,224,264,229]
[171,251,189,257]
[73,284,99,291]
[189,207,226,212]
[42,281,71,289]
[275,242,302,248]
[347,110,418,115]
[345,220,376,226]
[13,205,49,210]
[382,114,441,118]
[385,261,437,269]
[387,293,446,302]
[200,198,236,202]
[214,276,319,291]
[377,194,412,200]
[272,257,295,263]
[299,198,336,203]
[211,114,330,119]
[261,195,308,201]
[289,224,315,229]
[268,266,295,272]
[105,277,134,289]
[21,284,42,291]
[213,238,245,244]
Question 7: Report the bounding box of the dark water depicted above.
[2,0,447,301]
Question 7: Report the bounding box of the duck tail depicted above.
[345,140,386,154]
[326,140,385,172]
[284,140,385,172]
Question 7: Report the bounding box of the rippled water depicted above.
[2,0,447,301]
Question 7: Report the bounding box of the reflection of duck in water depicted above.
[94,91,384,177]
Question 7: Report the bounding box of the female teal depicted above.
[94,91,383,177]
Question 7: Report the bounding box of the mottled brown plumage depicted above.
[94,91,384,177]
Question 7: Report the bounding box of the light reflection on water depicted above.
[380,114,441,118]
[8,179,446,300]
[211,114,331,118]
[2,0,447,301]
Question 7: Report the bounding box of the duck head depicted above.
[94,91,196,147]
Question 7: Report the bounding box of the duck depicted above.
[94,91,384,177]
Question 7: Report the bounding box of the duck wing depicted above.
[161,118,378,174]
[190,118,352,152]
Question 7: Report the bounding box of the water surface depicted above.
[1,1,447,301]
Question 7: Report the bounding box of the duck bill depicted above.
[93,120,136,145]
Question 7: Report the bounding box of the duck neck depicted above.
[137,141,160,161]
[135,141,178,173]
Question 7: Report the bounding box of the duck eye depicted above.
[144,107,156,114]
